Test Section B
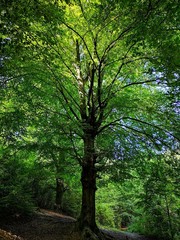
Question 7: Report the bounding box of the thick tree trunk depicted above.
[78,134,105,239]
[79,164,97,229]
[78,133,98,235]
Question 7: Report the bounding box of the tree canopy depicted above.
[0,0,179,239]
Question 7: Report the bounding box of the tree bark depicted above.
[54,178,66,212]
[79,164,97,229]
[78,132,98,233]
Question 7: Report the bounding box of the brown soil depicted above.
[0,209,157,240]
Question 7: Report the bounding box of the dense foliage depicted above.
[0,0,179,239]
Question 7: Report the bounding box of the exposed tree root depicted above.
[81,227,115,240]
[81,227,99,240]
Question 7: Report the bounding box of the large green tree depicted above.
[1,0,179,238]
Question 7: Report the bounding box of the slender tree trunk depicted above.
[54,178,66,212]
[165,195,174,240]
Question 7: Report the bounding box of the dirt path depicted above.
[102,229,157,240]
[0,209,79,240]
[0,209,157,240]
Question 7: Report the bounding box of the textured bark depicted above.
[74,39,104,238]
[79,133,98,233]
[79,164,97,229]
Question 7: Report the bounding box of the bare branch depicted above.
[104,42,140,67]
[74,39,88,120]
[69,130,83,165]
[122,79,157,89]
[43,61,81,121]
[119,123,172,149]
[122,117,180,141]
[61,21,96,66]
[97,119,121,134]
[47,43,77,80]
[87,64,96,116]
[98,115,179,147]
[101,24,134,61]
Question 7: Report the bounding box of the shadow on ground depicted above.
[0,209,158,240]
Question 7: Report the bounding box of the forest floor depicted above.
[0,209,158,240]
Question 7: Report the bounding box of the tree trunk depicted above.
[54,178,66,212]
[78,132,99,237]
[165,195,174,240]
[79,164,97,229]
